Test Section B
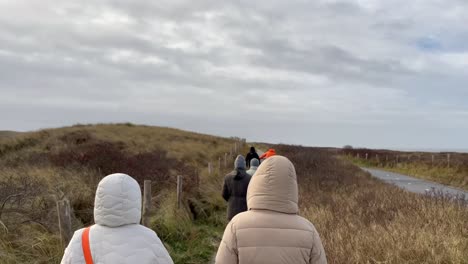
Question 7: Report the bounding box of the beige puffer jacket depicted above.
[215,155,327,264]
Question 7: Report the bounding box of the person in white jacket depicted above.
[246,158,260,176]
[60,173,173,264]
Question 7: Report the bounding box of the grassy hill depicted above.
[0,123,245,264]
[0,130,20,139]
[0,124,466,264]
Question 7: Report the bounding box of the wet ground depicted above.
[362,167,467,200]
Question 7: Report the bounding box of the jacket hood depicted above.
[94,173,142,227]
[260,149,277,159]
[234,155,246,170]
[250,158,260,168]
[249,146,256,153]
[247,155,298,214]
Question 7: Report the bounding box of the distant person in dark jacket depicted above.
[222,155,252,221]
[245,147,260,168]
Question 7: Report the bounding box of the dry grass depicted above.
[277,145,468,264]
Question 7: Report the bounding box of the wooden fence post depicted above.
[208,162,212,175]
[365,153,368,160]
[432,155,435,167]
[142,180,151,227]
[447,154,450,168]
[177,175,183,209]
[224,153,228,168]
[396,155,399,164]
[218,157,221,173]
[356,153,360,159]
[57,198,72,247]
[194,168,199,190]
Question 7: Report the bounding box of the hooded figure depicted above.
[222,155,252,220]
[215,156,327,264]
[61,173,173,264]
[246,158,259,176]
[259,148,276,160]
[245,147,260,168]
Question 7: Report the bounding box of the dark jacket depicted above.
[245,147,260,168]
[222,155,252,221]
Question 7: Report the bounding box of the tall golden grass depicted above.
[277,145,467,264]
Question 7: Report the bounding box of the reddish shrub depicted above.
[49,140,197,191]
[59,130,93,145]
[274,144,371,208]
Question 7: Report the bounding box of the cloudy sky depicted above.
[1,0,467,149]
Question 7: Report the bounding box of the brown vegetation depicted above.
[277,144,467,264]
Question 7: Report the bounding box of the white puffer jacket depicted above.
[60,173,173,264]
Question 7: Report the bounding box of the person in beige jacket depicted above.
[215,155,327,264]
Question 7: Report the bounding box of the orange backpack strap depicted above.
[81,226,94,264]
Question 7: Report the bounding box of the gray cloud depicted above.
[1,0,467,149]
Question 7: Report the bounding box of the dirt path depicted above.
[209,148,265,263]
